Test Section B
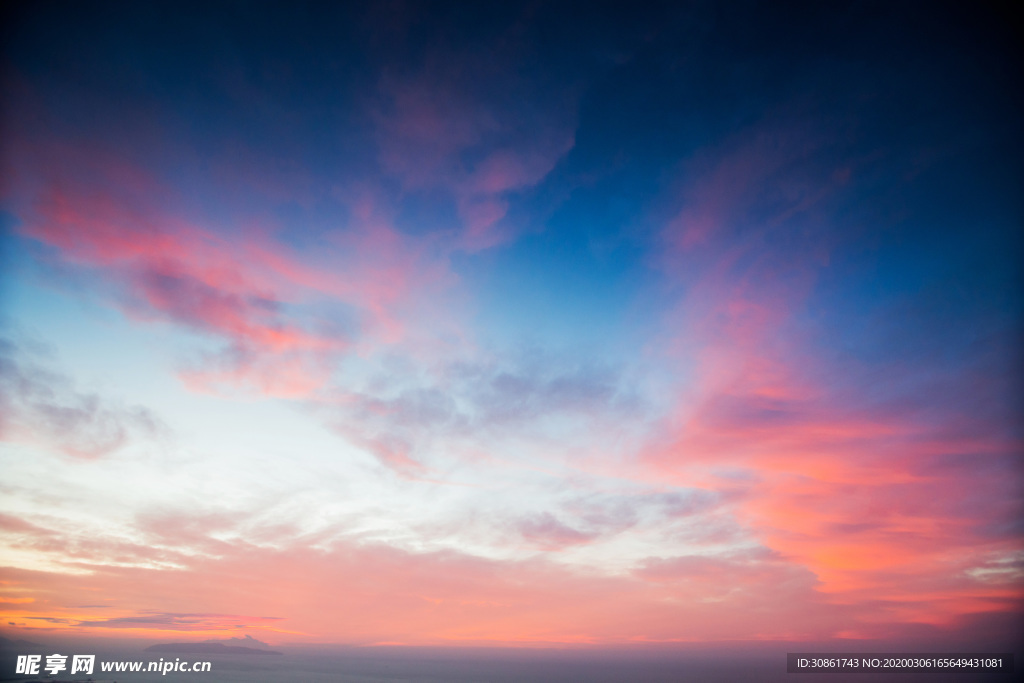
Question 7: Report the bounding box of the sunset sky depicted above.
[1,0,1021,651]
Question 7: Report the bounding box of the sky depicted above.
[0,0,1022,653]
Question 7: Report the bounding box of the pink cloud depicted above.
[607,125,1024,635]
[4,507,1018,645]
[0,513,188,568]
[5,132,455,398]
[0,516,948,644]
[639,285,1023,631]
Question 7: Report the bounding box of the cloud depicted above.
[509,494,647,552]
[4,510,1017,645]
[625,121,1024,627]
[0,337,166,459]
[3,96,599,478]
[2,124,460,397]
[517,513,597,551]
[634,548,812,593]
[638,258,1023,613]
[76,612,282,631]
[316,351,646,475]
[0,512,187,572]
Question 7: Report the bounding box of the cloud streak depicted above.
[6,515,1001,645]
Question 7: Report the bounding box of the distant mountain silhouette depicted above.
[0,636,45,649]
[145,642,281,655]
[203,634,273,648]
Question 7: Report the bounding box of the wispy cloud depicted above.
[315,350,646,475]
[3,514,1015,644]
[77,612,283,631]
[0,337,166,459]
[4,129,456,397]
[628,121,1024,624]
